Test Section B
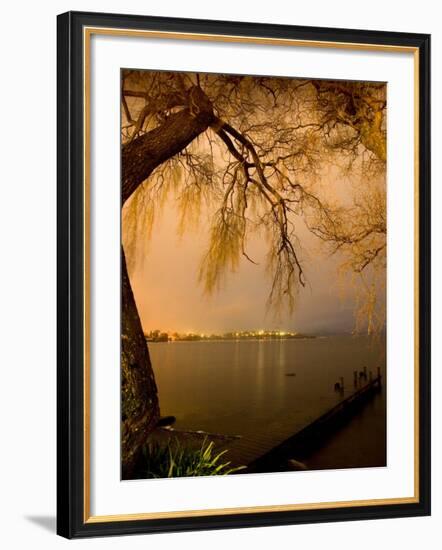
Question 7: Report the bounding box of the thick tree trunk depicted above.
[121,247,159,479]
[122,86,215,203]
[121,86,214,478]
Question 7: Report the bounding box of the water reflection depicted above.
[150,335,386,444]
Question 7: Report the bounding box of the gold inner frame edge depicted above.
[82,26,420,523]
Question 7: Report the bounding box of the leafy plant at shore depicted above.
[140,438,246,478]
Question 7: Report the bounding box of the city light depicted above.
[144,329,312,342]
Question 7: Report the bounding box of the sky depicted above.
[127,197,358,335]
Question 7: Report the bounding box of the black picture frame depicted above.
[57,10,431,539]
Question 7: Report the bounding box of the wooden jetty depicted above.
[226,374,383,472]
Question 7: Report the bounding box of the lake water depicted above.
[149,335,386,470]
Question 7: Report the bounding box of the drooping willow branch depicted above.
[121,72,387,317]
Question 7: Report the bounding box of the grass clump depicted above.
[140,438,245,478]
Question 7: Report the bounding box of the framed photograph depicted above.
[57,11,431,538]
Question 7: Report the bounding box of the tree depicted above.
[121,80,217,478]
[301,80,387,333]
[121,70,386,477]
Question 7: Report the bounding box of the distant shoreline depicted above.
[145,329,318,343]
[146,335,317,343]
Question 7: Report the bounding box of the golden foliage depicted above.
[121,70,387,331]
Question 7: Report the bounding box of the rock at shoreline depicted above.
[156,415,176,427]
